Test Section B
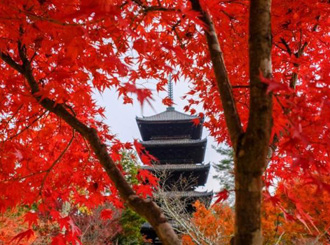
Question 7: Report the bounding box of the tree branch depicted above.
[0,51,24,73]
[246,0,273,150]
[232,85,250,89]
[280,38,292,55]
[189,0,243,149]
[0,46,180,245]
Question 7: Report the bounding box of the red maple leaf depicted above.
[138,169,159,187]
[162,97,174,107]
[259,71,292,94]
[134,184,153,198]
[191,118,200,126]
[24,212,38,228]
[214,189,229,204]
[10,229,34,244]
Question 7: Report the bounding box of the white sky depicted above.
[95,79,223,193]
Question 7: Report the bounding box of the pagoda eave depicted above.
[162,191,213,199]
[136,118,203,124]
[141,138,207,147]
[142,163,210,188]
[142,163,210,171]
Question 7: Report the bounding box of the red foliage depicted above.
[214,189,229,204]
[0,0,330,242]
[100,209,113,220]
[10,229,35,244]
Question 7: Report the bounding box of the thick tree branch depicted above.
[246,0,273,160]
[0,48,180,245]
[0,52,24,73]
[189,0,243,150]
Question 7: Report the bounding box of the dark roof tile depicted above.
[136,108,198,122]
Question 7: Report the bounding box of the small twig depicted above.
[38,129,76,196]
[120,1,128,8]
[274,94,295,126]
[5,170,47,182]
[274,42,288,53]
[131,0,178,12]
[280,38,292,55]
[1,104,23,129]
[275,232,285,245]
[221,10,236,21]
[8,110,48,140]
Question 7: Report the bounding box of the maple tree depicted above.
[1,0,330,244]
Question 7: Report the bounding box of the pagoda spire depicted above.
[167,74,174,110]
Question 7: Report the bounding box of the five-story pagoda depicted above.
[136,78,212,243]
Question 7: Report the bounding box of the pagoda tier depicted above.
[142,163,210,189]
[141,138,207,164]
[136,107,203,141]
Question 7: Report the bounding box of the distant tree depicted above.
[212,146,235,205]
[115,208,145,245]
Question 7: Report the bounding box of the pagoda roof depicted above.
[136,107,199,122]
[142,163,210,172]
[142,163,210,189]
[141,138,207,147]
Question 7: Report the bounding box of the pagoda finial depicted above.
[167,74,174,110]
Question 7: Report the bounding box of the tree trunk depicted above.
[190,0,273,244]
[234,0,273,244]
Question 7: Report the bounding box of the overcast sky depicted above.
[95,79,223,193]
